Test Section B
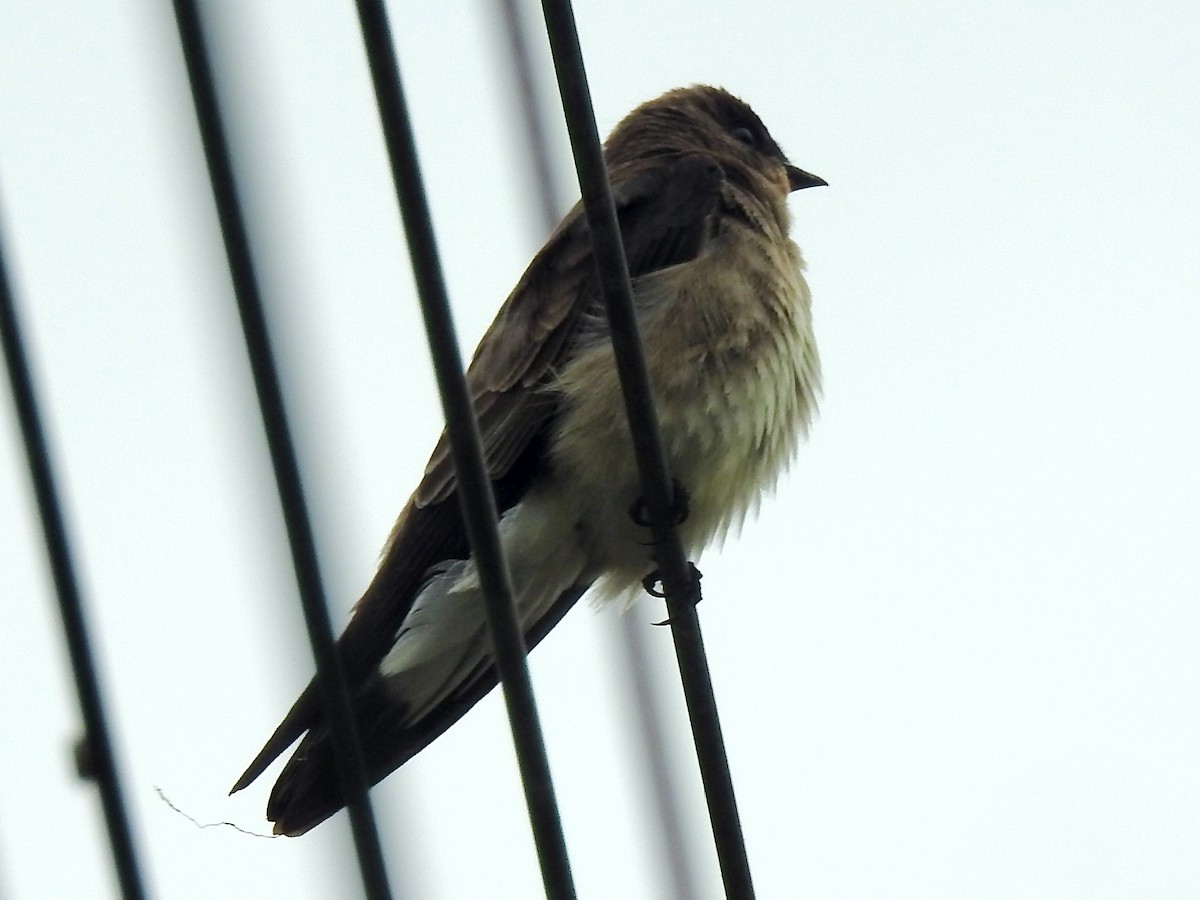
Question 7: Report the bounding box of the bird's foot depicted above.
[628,479,691,532]
[645,562,703,625]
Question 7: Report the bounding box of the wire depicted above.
[167,4,393,897]
[537,2,759,896]
[0,204,148,899]
[489,3,703,896]
[351,3,578,898]
[495,0,567,226]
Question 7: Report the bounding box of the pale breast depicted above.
[649,229,819,547]
[548,222,820,590]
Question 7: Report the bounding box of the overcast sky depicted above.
[2,2,1198,898]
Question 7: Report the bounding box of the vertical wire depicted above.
[537,2,758,896]
[167,4,394,897]
[489,3,703,896]
[0,206,148,900]
[494,0,567,223]
[610,613,704,900]
[351,3,577,898]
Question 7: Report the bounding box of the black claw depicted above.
[642,571,668,597]
[644,562,703,625]
[628,496,653,528]
[628,479,692,530]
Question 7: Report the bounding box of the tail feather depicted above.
[258,583,589,836]
[267,666,493,836]
[230,686,318,796]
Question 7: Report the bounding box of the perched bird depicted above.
[232,85,825,836]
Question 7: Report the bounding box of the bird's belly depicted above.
[547,252,819,597]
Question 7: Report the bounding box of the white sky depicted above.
[2,1,1198,898]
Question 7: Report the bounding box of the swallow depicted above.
[231,84,825,835]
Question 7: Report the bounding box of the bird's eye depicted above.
[730,126,757,147]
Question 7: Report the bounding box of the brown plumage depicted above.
[231,85,825,836]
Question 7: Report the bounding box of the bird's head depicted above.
[603,85,825,202]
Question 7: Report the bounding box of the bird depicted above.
[231,84,825,836]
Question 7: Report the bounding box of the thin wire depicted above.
[495,0,566,225]
[0,206,148,899]
[167,4,393,897]
[611,613,704,900]
[537,2,758,897]
[351,3,577,898]
[489,3,702,896]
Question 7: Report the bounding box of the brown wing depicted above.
[231,153,726,796]
[416,151,728,506]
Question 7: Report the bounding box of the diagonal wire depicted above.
[493,0,567,224]
[607,614,703,900]
[351,2,576,898]
[538,1,758,897]
[0,205,148,900]
[167,3,394,897]
[489,3,703,897]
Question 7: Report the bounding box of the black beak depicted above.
[786,164,828,192]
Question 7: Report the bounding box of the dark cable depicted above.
[167,4,393,897]
[495,0,567,226]
[489,4,702,896]
[611,613,705,899]
[537,2,758,896]
[351,3,577,898]
[0,207,148,899]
